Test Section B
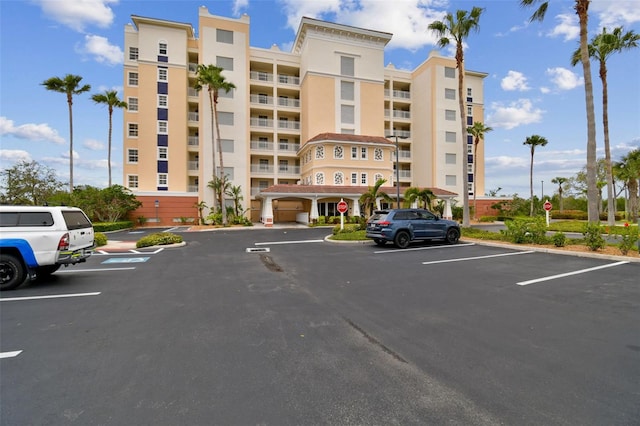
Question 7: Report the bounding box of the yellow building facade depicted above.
[122,7,487,224]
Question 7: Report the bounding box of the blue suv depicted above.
[365,208,461,248]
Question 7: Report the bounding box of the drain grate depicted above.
[246,247,270,253]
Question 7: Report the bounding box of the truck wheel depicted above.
[0,254,27,291]
[394,231,411,249]
[445,228,460,244]
[35,265,61,280]
[373,238,386,246]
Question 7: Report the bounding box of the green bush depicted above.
[332,223,361,235]
[614,223,639,255]
[478,216,495,223]
[93,221,134,232]
[136,232,183,248]
[94,232,107,247]
[583,223,606,251]
[551,232,566,247]
[502,217,548,244]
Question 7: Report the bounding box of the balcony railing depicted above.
[251,164,274,173]
[278,143,300,152]
[393,89,411,99]
[393,150,412,160]
[278,166,300,175]
[187,185,199,193]
[188,63,198,73]
[250,71,273,83]
[250,94,274,105]
[250,117,273,128]
[188,136,199,146]
[392,130,411,139]
[399,170,412,179]
[250,140,274,151]
[393,110,411,119]
[188,161,199,171]
[188,88,199,97]
[188,112,199,122]
[278,120,300,130]
[278,74,300,85]
[277,97,300,108]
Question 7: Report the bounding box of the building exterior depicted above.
[122,7,488,225]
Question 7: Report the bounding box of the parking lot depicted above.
[1,227,639,425]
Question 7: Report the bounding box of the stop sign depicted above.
[543,201,552,211]
[337,200,348,214]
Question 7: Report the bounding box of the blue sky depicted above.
[1,0,639,198]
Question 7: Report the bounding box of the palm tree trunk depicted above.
[208,89,217,213]
[529,151,534,216]
[600,61,615,226]
[213,101,227,226]
[456,43,470,227]
[108,106,113,187]
[67,95,74,192]
[629,179,639,220]
[473,139,478,220]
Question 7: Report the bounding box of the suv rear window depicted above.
[62,211,92,230]
[0,212,54,227]
[369,212,389,221]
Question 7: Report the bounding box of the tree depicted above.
[614,149,640,221]
[41,74,91,192]
[0,160,65,205]
[521,0,598,223]
[429,7,484,228]
[225,184,244,218]
[194,201,208,225]
[194,65,236,226]
[551,177,568,212]
[467,121,493,218]
[523,135,548,216]
[571,27,639,225]
[207,175,231,220]
[91,90,128,187]
[359,178,392,216]
[403,187,435,209]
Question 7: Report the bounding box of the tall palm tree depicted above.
[614,149,640,221]
[523,135,548,216]
[467,121,493,218]
[521,0,598,223]
[194,64,236,226]
[207,174,231,223]
[91,90,127,187]
[551,176,568,212]
[403,187,435,209]
[571,27,639,226]
[360,178,392,216]
[226,184,244,217]
[41,74,91,192]
[429,7,484,228]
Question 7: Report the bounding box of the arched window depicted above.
[315,146,324,159]
[315,172,324,185]
[334,145,344,159]
[334,172,344,185]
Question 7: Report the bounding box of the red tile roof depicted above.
[306,133,395,146]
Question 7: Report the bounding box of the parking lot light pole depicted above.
[387,134,407,209]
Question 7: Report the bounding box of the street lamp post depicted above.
[387,134,407,209]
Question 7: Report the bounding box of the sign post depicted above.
[543,200,552,227]
[337,199,348,230]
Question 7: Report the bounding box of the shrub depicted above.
[332,223,361,235]
[502,217,547,244]
[205,212,223,225]
[94,232,107,247]
[583,223,606,251]
[93,221,134,232]
[551,232,566,247]
[614,223,639,255]
[478,216,495,223]
[136,232,183,248]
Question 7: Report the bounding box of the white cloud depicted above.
[37,0,117,32]
[77,34,123,66]
[0,116,65,144]
[83,139,105,150]
[591,0,640,28]
[546,67,583,91]
[233,0,249,16]
[486,155,528,169]
[486,99,545,130]
[547,13,579,41]
[0,150,32,163]
[501,71,530,92]
[540,87,551,94]
[495,20,530,37]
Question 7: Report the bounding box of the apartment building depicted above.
[122,6,487,225]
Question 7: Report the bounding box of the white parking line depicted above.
[517,261,630,286]
[55,267,136,273]
[1,292,101,302]
[0,350,22,359]
[422,250,535,265]
[255,239,324,246]
[375,242,476,254]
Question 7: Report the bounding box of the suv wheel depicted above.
[445,228,460,244]
[394,231,411,249]
[0,254,26,291]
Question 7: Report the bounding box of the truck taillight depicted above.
[58,233,70,251]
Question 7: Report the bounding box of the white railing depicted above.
[250,117,273,128]
[277,97,300,108]
[393,110,411,119]
[399,170,412,178]
[188,161,199,171]
[384,109,390,117]
[188,112,199,122]
[188,88,199,97]
[278,166,300,175]
[250,94,274,105]
[278,75,300,85]
[188,63,198,73]
[394,129,411,139]
[278,143,300,152]
[393,89,411,99]
[278,120,300,130]
[384,89,390,97]
[187,185,199,193]
[188,136,199,146]
[251,164,274,173]
[250,140,274,150]
[250,71,273,82]
[393,150,411,160]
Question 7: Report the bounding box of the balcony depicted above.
[250,140,274,151]
[277,74,300,85]
[399,170,412,179]
[188,136,199,147]
[251,164,275,173]
[278,166,300,175]
[188,63,198,73]
[278,142,300,153]
[188,88,199,98]
[392,110,411,119]
[250,71,274,83]
[250,94,274,106]
[392,150,412,160]
[277,97,300,108]
[278,120,300,130]
[392,89,411,100]
[187,185,199,193]
[250,117,274,128]
[188,112,199,122]
[188,161,199,171]
[392,129,411,139]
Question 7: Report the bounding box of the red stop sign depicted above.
[337,200,348,214]
[543,201,552,211]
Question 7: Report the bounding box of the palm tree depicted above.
[360,178,392,216]
[467,121,493,218]
[403,187,435,209]
[226,184,244,217]
[523,135,548,216]
[614,149,640,221]
[41,74,91,191]
[194,64,236,226]
[571,27,639,226]
[429,7,484,228]
[521,0,598,223]
[194,201,207,225]
[207,175,231,223]
[551,177,568,212]
[91,90,127,187]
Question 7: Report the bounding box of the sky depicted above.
[1,0,639,198]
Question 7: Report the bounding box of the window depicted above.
[334,172,344,185]
[467,145,473,154]
[445,109,456,121]
[218,112,234,125]
[128,123,138,137]
[341,105,354,124]
[445,131,456,143]
[216,56,233,71]
[445,153,456,164]
[219,88,233,98]
[216,29,233,44]
[341,81,354,100]
[127,175,139,189]
[127,149,138,163]
[221,139,234,153]
[334,145,344,159]
[444,66,455,78]
[351,147,358,159]
[341,56,354,76]
[158,121,168,134]
[445,175,456,186]
[467,163,473,173]
[374,148,383,161]
[158,147,168,160]
[467,88,472,97]
[128,72,138,86]
[341,129,355,135]
[158,42,167,55]
[315,172,324,185]
[351,173,357,184]
[467,106,473,116]
[158,173,168,186]
[445,88,456,100]
[129,47,138,61]
[360,147,367,159]
[220,167,234,180]
[315,146,324,159]
[158,94,168,107]
[158,68,168,82]
[128,97,138,112]
[360,173,367,185]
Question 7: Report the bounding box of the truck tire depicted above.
[0,254,27,291]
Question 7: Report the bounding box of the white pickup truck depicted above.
[0,206,95,290]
